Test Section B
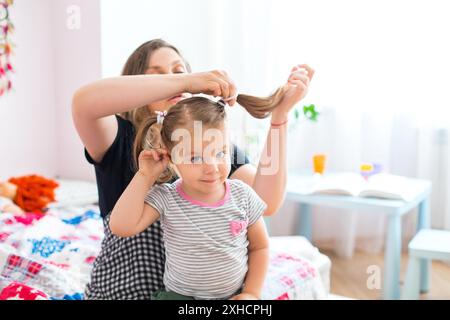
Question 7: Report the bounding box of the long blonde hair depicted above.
[133,87,287,183]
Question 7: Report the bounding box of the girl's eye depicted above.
[190,156,202,164]
[216,151,226,159]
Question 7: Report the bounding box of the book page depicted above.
[311,173,366,196]
[359,174,424,201]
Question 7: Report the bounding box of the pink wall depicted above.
[0,0,57,181]
[52,0,101,181]
[0,0,101,182]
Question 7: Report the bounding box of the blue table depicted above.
[286,173,432,300]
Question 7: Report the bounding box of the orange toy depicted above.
[7,175,59,213]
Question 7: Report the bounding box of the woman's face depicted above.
[145,47,191,112]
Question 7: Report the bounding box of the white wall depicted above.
[99,0,224,78]
[0,0,57,180]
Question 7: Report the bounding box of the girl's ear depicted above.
[161,147,171,161]
[162,148,174,166]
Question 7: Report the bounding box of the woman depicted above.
[72,39,314,299]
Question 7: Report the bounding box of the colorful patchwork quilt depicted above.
[0,206,102,300]
[0,206,328,300]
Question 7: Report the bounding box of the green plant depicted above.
[294,104,319,122]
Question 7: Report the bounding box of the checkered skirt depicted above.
[84,216,165,300]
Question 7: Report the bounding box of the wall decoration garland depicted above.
[0,0,14,97]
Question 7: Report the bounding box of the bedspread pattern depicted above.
[0,207,326,300]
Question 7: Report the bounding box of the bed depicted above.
[0,180,331,300]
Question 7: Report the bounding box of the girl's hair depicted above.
[237,86,287,119]
[120,39,191,128]
[134,97,227,183]
[134,86,287,183]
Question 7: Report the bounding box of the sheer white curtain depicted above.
[102,0,450,257]
[265,0,450,257]
[208,0,450,257]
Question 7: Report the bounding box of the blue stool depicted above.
[402,229,450,299]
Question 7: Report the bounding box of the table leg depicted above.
[417,199,431,293]
[298,203,312,241]
[383,214,402,299]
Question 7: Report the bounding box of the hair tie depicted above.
[217,99,227,108]
[155,110,167,125]
[223,94,238,102]
[217,94,237,108]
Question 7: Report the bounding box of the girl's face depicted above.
[173,124,231,196]
[145,47,191,112]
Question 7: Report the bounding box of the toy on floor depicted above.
[0,175,59,214]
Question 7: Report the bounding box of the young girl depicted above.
[73,39,314,299]
[109,97,274,300]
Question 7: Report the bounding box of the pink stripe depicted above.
[176,179,230,208]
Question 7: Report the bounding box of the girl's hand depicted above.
[272,64,315,122]
[229,292,259,300]
[137,149,170,180]
[183,70,238,106]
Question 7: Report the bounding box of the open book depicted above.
[309,173,424,201]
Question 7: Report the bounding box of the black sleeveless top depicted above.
[84,115,249,299]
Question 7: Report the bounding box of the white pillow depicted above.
[48,179,99,208]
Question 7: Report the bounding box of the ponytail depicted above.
[237,86,287,119]
[133,116,177,184]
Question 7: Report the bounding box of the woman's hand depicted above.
[182,70,238,106]
[229,292,259,300]
[137,149,170,180]
[272,64,315,122]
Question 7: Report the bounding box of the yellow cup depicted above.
[313,154,326,174]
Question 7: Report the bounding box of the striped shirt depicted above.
[144,178,267,299]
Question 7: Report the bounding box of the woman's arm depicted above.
[72,71,237,162]
[73,75,188,120]
[72,75,185,163]
[231,64,314,216]
[230,122,287,216]
[230,218,270,300]
[253,119,288,216]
